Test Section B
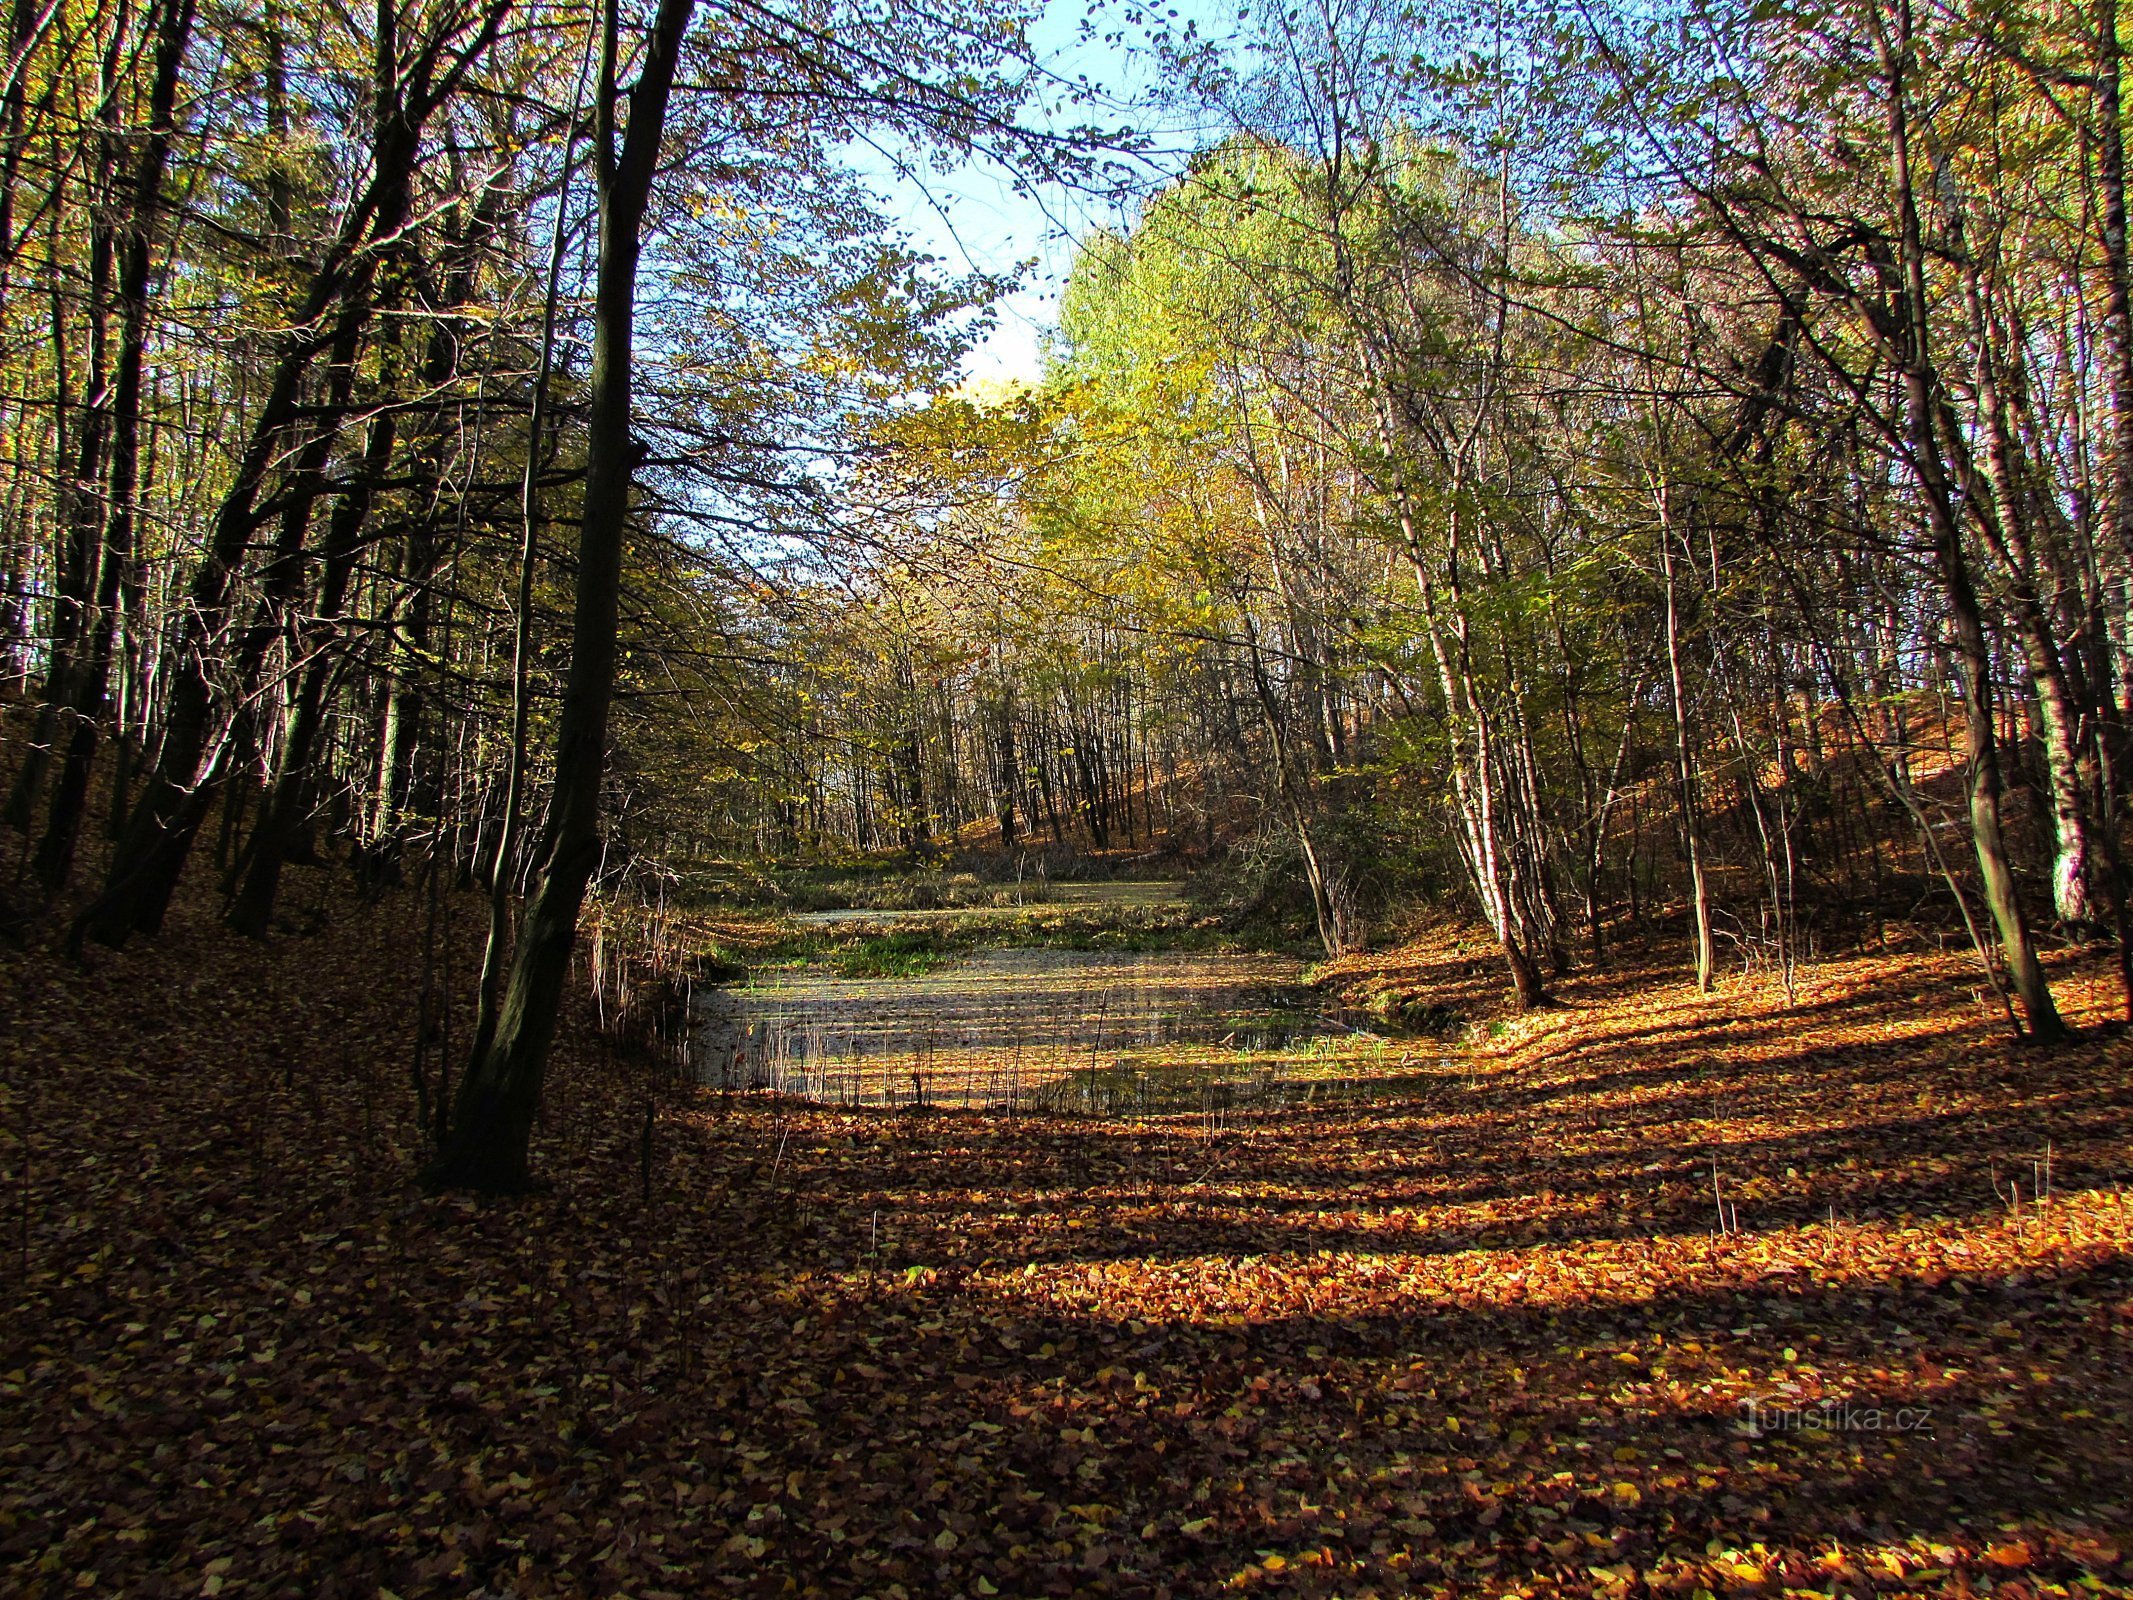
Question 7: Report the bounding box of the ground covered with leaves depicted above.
[4,880,2132,1598]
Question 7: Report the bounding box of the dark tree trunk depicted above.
[73,34,428,947]
[993,693,1018,850]
[228,408,395,936]
[33,0,196,891]
[5,10,127,836]
[426,0,695,1192]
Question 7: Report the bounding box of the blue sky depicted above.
[857,0,1236,385]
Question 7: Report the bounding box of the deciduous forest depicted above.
[4,0,2133,1593]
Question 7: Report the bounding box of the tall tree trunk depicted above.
[2096,0,2133,590]
[370,509,444,852]
[1389,468,1550,1006]
[1241,610,1344,956]
[227,405,394,935]
[1881,0,2068,1040]
[426,0,695,1192]
[33,0,195,891]
[73,12,429,947]
[2089,0,2133,1010]
[1658,488,1715,992]
[993,684,1019,850]
[5,6,128,834]
[469,19,591,1046]
[1953,248,2096,927]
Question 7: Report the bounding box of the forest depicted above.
[3,0,2133,1593]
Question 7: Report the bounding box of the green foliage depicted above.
[833,930,957,978]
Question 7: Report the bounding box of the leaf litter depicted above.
[3,881,2132,1598]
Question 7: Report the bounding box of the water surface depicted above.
[695,945,1375,1111]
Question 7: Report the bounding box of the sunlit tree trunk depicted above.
[1953,242,2097,928]
[1657,486,1714,992]
[1880,0,2067,1040]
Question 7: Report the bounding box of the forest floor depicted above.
[4,868,2133,1598]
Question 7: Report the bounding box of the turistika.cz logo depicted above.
[1740,1396,1934,1435]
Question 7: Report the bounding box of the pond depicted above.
[783,880,1193,926]
[694,945,1403,1115]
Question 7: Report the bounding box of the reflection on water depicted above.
[694,947,1381,1112]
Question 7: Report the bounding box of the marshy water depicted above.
[781,880,1194,926]
[694,945,1408,1115]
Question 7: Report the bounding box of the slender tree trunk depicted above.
[1658,489,1714,991]
[228,406,394,935]
[2096,0,2133,590]
[1882,0,2068,1039]
[1241,611,1343,955]
[469,19,592,1044]
[1940,214,2101,930]
[33,0,195,891]
[426,0,696,1192]
[1390,472,1549,1005]
[993,686,1019,850]
[2082,0,2133,1008]
[74,33,427,947]
[5,11,128,835]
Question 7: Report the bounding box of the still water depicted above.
[694,946,1381,1113]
